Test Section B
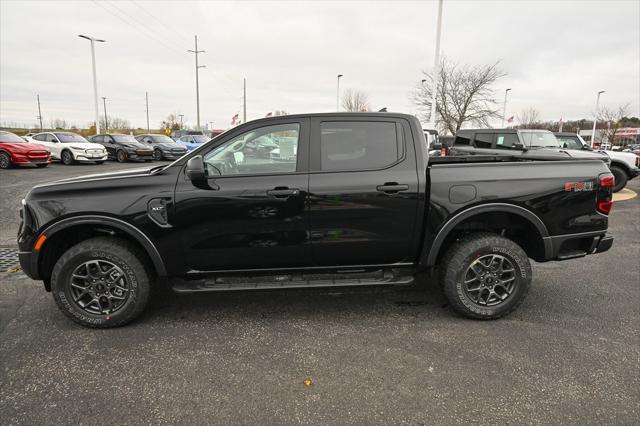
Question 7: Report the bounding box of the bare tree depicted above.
[161,113,182,131]
[598,103,631,146]
[516,107,541,128]
[342,89,371,112]
[99,116,130,131]
[413,58,506,134]
[49,118,68,129]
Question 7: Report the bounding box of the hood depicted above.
[116,140,151,150]
[157,142,186,150]
[64,142,106,150]
[35,166,152,188]
[0,142,49,153]
[522,148,609,161]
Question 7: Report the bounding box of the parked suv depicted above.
[29,132,107,165]
[135,134,188,161]
[90,134,154,162]
[555,132,639,192]
[18,113,615,328]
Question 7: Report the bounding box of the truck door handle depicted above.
[376,183,409,194]
[267,187,300,198]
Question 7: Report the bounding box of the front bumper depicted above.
[126,150,154,161]
[75,154,107,162]
[629,167,640,179]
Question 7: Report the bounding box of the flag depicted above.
[231,113,240,126]
[265,112,272,117]
[507,116,514,123]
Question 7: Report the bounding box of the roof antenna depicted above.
[378,107,387,112]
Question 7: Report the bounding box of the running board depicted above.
[170,269,414,293]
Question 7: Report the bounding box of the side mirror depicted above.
[512,143,525,150]
[185,155,206,182]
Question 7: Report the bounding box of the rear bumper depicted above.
[544,231,613,261]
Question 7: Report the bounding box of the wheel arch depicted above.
[37,215,167,289]
[609,160,632,177]
[423,203,551,266]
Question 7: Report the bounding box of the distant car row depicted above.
[0,130,213,169]
[432,128,640,192]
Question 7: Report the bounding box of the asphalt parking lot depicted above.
[1,162,638,424]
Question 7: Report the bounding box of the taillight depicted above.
[597,172,615,215]
[440,147,447,156]
[597,201,613,215]
[598,174,615,188]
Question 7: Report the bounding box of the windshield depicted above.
[112,135,138,143]
[192,135,209,144]
[0,132,27,143]
[520,131,560,148]
[55,133,88,143]
[150,135,175,144]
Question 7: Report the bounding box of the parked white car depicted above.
[28,132,107,165]
[555,132,640,192]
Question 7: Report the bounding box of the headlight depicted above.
[69,146,84,150]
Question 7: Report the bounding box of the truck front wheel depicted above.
[609,165,627,193]
[440,232,531,320]
[51,236,151,328]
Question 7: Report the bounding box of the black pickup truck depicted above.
[18,113,615,328]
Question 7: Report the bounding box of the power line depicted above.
[129,0,193,46]
[91,0,186,56]
[105,0,189,53]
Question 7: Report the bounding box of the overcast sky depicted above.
[1,0,639,130]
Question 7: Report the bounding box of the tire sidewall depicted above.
[153,149,163,161]
[0,152,11,168]
[610,166,627,192]
[117,150,127,162]
[52,247,142,327]
[451,239,531,318]
[62,150,73,165]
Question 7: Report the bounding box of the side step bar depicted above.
[170,269,415,293]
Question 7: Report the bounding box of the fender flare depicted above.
[39,215,167,277]
[423,203,551,266]
[609,160,632,177]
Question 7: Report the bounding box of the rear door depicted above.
[307,117,420,266]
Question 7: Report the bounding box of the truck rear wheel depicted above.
[440,232,531,320]
[51,237,151,328]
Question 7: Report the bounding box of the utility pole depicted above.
[428,0,443,126]
[591,90,605,148]
[102,97,108,132]
[179,114,184,130]
[36,94,43,130]
[78,35,105,134]
[501,88,511,127]
[145,92,150,132]
[243,78,247,123]
[188,35,205,131]
[336,74,343,111]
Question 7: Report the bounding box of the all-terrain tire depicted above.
[51,236,152,328]
[609,165,628,193]
[440,232,531,320]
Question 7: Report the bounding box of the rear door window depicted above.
[319,121,400,171]
[473,133,494,148]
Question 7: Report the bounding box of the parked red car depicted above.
[0,130,51,169]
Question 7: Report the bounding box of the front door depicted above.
[307,118,419,266]
[173,119,311,272]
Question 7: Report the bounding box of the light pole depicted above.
[188,35,205,131]
[428,0,444,126]
[591,90,605,148]
[336,74,343,111]
[36,94,43,130]
[102,97,108,132]
[179,114,184,130]
[78,35,105,134]
[501,88,511,127]
[145,92,150,133]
